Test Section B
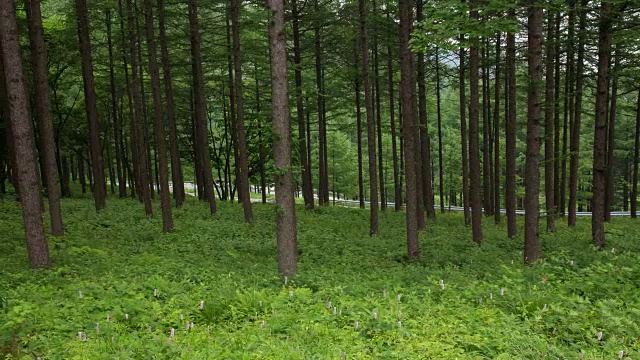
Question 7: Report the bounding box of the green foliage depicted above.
[1,198,640,358]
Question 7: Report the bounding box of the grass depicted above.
[1,194,639,359]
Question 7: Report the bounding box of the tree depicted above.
[632,89,640,218]
[505,8,517,238]
[399,0,419,258]
[359,0,378,235]
[493,33,501,224]
[0,0,51,268]
[268,0,297,276]
[468,0,483,244]
[544,9,555,232]
[524,0,543,264]
[76,0,106,211]
[143,0,173,232]
[25,0,64,236]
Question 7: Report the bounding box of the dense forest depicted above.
[1,0,640,357]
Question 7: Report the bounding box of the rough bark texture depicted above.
[460,41,470,226]
[157,0,185,207]
[399,0,419,258]
[0,0,51,268]
[591,1,613,249]
[76,0,106,211]
[268,0,297,276]
[359,0,378,235]
[230,0,253,223]
[315,0,328,206]
[143,0,173,232]
[292,0,314,209]
[469,0,483,244]
[436,48,445,213]
[189,0,216,215]
[25,0,64,236]
[544,10,555,232]
[524,0,543,264]
[604,55,618,221]
[387,36,401,211]
[493,33,501,224]
[631,89,640,218]
[355,52,365,209]
[553,14,562,217]
[505,9,517,238]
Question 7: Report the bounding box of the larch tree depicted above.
[493,32,501,224]
[468,0,483,244]
[25,0,64,236]
[631,89,640,218]
[0,0,51,268]
[505,8,517,238]
[544,8,555,233]
[268,0,298,276]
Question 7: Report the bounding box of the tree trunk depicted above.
[268,0,297,276]
[469,0,483,244]
[482,38,491,217]
[0,0,51,268]
[493,33,501,224]
[460,39,470,226]
[359,0,378,235]
[591,1,613,249]
[387,33,401,211]
[157,0,185,207]
[544,9,555,232]
[315,0,328,206]
[604,55,618,221]
[399,0,419,258]
[524,0,543,264]
[436,48,445,213]
[143,0,173,232]
[631,89,640,218]
[189,0,216,215]
[553,13,562,217]
[355,50,365,209]
[561,2,576,217]
[372,0,385,211]
[505,9,517,238]
[25,0,64,236]
[231,0,253,223]
[76,0,106,211]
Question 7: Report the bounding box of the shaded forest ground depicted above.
[1,194,639,359]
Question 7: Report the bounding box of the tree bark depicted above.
[387,32,401,211]
[553,13,562,217]
[604,54,618,221]
[76,0,106,211]
[315,0,328,206]
[25,0,64,236]
[460,38,470,226]
[355,49,365,209]
[469,0,483,244]
[372,0,385,211]
[399,0,419,258]
[544,9,555,232]
[493,33,501,224]
[359,0,378,235]
[0,0,51,268]
[505,9,517,238]
[436,48,445,213]
[524,0,543,264]
[268,0,297,276]
[591,1,613,249]
[631,89,640,218]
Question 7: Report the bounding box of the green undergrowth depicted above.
[1,196,639,359]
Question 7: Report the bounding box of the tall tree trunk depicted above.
[143,0,173,232]
[591,1,613,249]
[553,13,562,217]
[292,0,314,209]
[631,89,640,218]
[372,0,385,211]
[76,0,106,211]
[0,0,51,268]
[436,47,445,213]
[189,0,216,215]
[469,0,483,244]
[268,0,297,276]
[460,38,470,225]
[231,0,253,223]
[399,0,419,258]
[604,54,618,221]
[505,9,517,238]
[493,33,501,224]
[355,51,365,209]
[524,0,543,264]
[254,65,267,204]
[126,0,153,215]
[568,0,586,227]
[482,38,491,217]
[387,34,401,211]
[25,0,64,235]
[359,0,378,235]
[157,0,185,207]
[315,0,328,206]
[561,2,576,217]
[544,9,555,232]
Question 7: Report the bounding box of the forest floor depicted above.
[1,195,639,359]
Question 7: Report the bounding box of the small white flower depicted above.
[533,284,537,290]
[543,304,547,311]
[207,325,211,336]
[284,276,288,285]
[82,334,87,342]
[333,307,337,315]
[77,331,82,339]
[373,312,378,320]
[439,279,445,290]
[259,301,263,308]
[106,312,110,322]
[354,321,359,329]
[96,322,100,335]
[260,320,265,328]
[500,288,505,296]
[200,300,204,310]
[397,294,402,302]
[619,350,624,359]
[153,288,157,297]
[490,293,493,300]
[570,260,574,265]
[180,313,184,320]
[339,309,342,316]
[111,336,115,344]
[326,301,331,309]
[185,321,190,330]
[597,331,603,340]
[511,260,514,264]
[78,290,83,299]
[289,291,294,297]
[125,313,129,320]
[170,328,175,338]
[382,289,387,297]
[397,321,402,328]
[190,322,195,329]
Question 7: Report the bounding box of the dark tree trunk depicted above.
[561,2,576,217]
[268,0,297,276]
[157,0,185,207]
[355,51,365,209]
[436,48,445,213]
[189,0,216,215]
[591,1,613,249]
[0,0,51,268]
[460,39,470,225]
[61,155,71,196]
[631,89,640,218]
[505,9,517,238]
[254,65,267,204]
[524,0,543,264]
[469,0,483,244]
[372,0,385,211]
[292,0,314,209]
[126,0,153,215]
[482,38,491,217]
[25,0,64,236]
[387,33,401,211]
[544,9,555,232]
[315,0,328,206]
[604,55,618,221]
[231,0,253,223]
[399,0,419,258]
[553,13,562,217]
[78,153,86,193]
[568,0,586,227]
[493,33,501,224]
[76,0,106,211]
[143,0,173,232]
[359,0,378,235]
